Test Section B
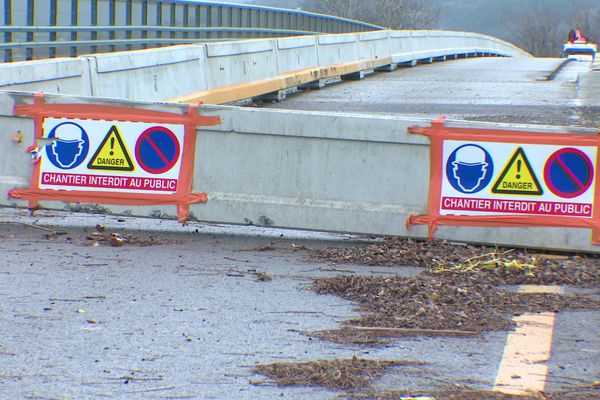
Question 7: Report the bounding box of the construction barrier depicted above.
[408,119,600,245]
[9,93,220,222]
[3,91,599,253]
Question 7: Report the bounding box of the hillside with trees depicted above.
[248,0,600,57]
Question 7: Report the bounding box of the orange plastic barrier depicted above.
[9,93,221,222]
[407,119,600,244]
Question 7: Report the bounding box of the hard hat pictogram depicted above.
[45,122,90,170]
[446,144,494,194]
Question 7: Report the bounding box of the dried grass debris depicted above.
[252,358,421,391]
[79,225,180,247]
[309,238,600,287]
[311,274,600,341]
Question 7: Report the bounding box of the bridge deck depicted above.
[265,57,600,128]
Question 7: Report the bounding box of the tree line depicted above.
[299,0,600,57]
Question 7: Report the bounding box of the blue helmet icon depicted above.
[446,144,493,193]
[46,122,89,169]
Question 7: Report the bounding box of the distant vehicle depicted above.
[563,29,597,61]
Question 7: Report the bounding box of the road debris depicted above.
[308,325,478,346]
[344,326,478,336]
[52,224,181,247]
[308,238,600,343]
[311,274,600,343]
[252,270,273,281]
[309,238,600,287]
[253,357,422,391]
[22,222,67,238]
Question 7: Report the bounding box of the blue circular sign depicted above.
[446,144,494,194]
[135,126,181,174]
[45,122,89,170]
[544,148,593,198]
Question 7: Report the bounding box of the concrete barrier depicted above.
[276,36,319,72]
[0,58,91,95]
[172,30,527,104]
[317,33,360,66]
[87,45,208,101]
[1,90,598,253]
[203,39,279,88]
[358,31,393,62]
[0,30,529,104]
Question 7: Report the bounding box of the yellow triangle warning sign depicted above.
[87,125,134,171]
[492,147,542,195]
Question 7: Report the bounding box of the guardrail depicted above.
[0,0,382,63]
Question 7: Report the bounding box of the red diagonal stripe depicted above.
[143,135,170,166]
[555,156,585,190]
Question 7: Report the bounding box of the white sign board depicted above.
[39,118,185,194]
[441,140,597,218]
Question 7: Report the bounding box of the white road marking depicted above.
[493,312,556,395]
[515,285,564,294]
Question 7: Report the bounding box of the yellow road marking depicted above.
[168,57,393,105]
[493,312,556,395]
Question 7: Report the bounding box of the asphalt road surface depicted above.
[264,57,600,128]
[0,208,598,399]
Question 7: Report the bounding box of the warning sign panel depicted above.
[439,140,596,218]
[10,98,221,224]
[491,147,543,195]
[406,120,600,245]
[38,118,184,195]
[87,125,134,171]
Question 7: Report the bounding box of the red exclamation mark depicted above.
[109,137,115,156]
[516,159,521,180]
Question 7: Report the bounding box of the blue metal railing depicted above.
[0,0,382,63]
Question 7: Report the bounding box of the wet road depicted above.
[265,57,600,128]
[0,208,598,399]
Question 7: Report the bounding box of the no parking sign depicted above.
[544,148,594,198]
[10,94,221,223]
[408,119,600,245]
[135,126,181,174]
